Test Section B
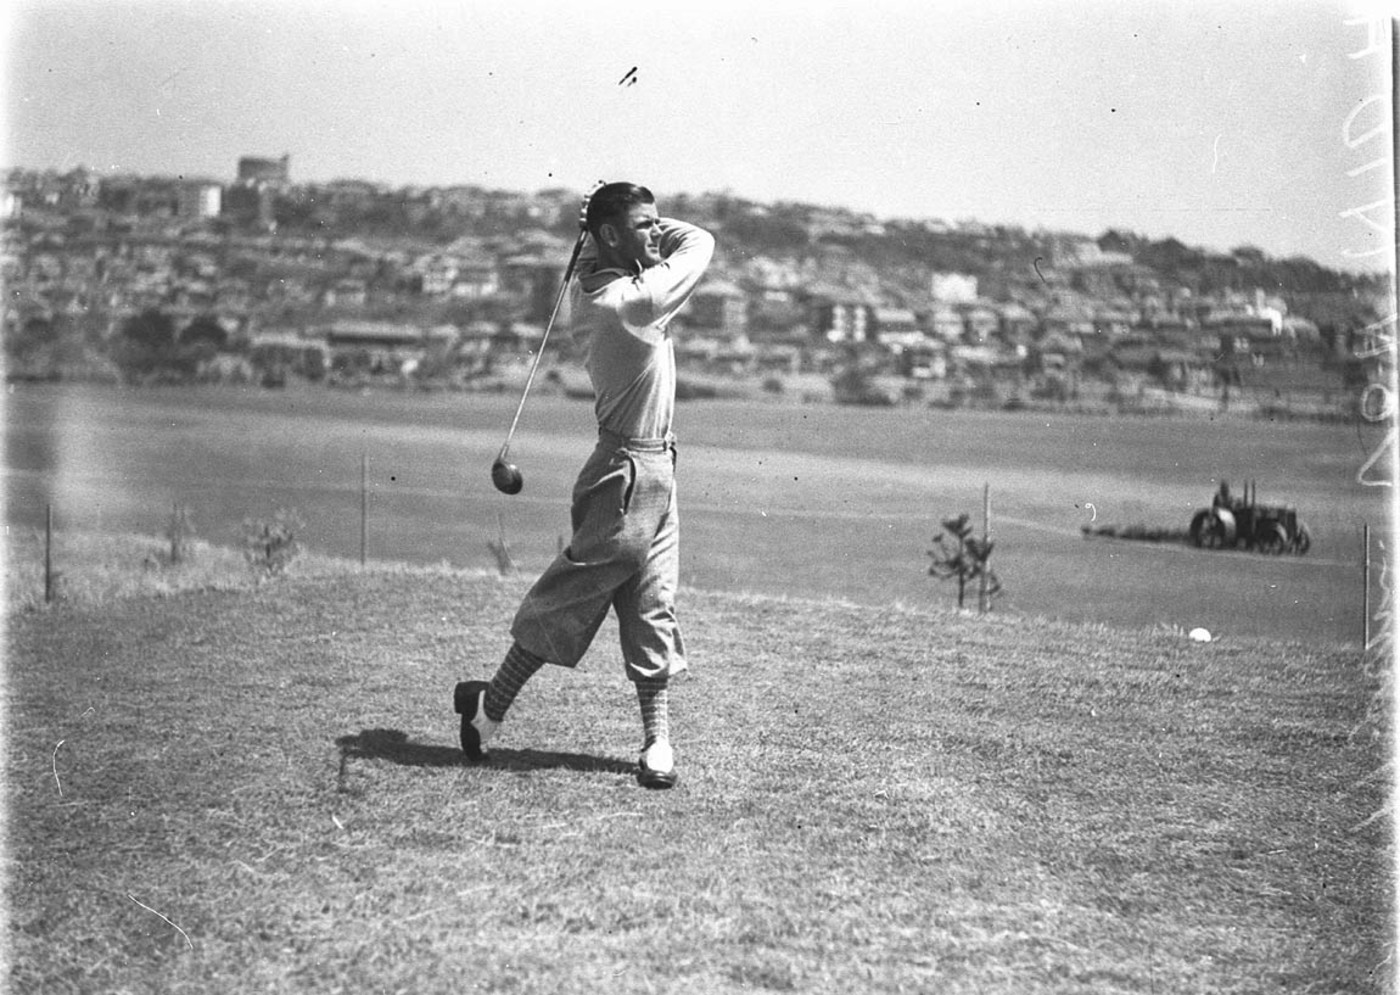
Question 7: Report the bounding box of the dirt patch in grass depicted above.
[6,556,1391,993]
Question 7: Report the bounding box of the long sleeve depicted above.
[619,219,715,340]
[569,217,715,440]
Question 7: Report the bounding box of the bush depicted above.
[927,512,1002,610]
[831,365,894,406]
[675,378,719,401]
[1031,373,1073,403]
[242,509,304,577]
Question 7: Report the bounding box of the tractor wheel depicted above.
[1189,511,1208,547]
[1190,510,1223,549]
[1293,524,1312,556]
[1257,523,1289,555]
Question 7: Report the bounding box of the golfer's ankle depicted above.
[485,642,545,722]
[635,676,670,746]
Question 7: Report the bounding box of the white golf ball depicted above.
[1188,627,1212,643]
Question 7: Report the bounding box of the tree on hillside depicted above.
[179,314,228,353]
[6,314,80,379]
[175,314,231,379]
[1231,245,1268,267]
[1136,236,1203,274]
[1097,229,1140,255]
[113,308,177,380]
[6,314,56,372]
[830,349,894,406]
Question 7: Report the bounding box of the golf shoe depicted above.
[638,739,678,789]
[453,680,499,762]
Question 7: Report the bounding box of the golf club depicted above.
[491,229,588,494]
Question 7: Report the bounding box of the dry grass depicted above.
[3,528,492,611]
[5,536,1392,993]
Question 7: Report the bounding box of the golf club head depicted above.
[491,457,523,495]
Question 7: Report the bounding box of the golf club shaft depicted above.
[497,230,588,461]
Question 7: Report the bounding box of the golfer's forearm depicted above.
[657,218,713,262]
[645,219,714,316]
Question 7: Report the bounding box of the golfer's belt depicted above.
[598,429,675,454]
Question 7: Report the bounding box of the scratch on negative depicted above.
[127,894,194,949]
[52,740,65,796]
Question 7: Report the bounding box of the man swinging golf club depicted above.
[455,182,714,788]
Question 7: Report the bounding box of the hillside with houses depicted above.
[3,162,1391,418]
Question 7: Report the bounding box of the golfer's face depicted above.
[616,203,662,269]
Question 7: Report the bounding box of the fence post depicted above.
[45,503,54,604]
[979,483,991,614]
[1363,523,1371,648]
[360,453,368,567]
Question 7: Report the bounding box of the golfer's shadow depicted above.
[335,728,635,775]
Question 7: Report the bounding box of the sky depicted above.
[3,0,1396,272]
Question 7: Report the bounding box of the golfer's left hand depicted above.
[579,181,605,232]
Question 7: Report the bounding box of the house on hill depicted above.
[1110,342,1209,391]
[1210,317,1280,364]
[1154,348,1207,390]
[950,343,1019,381]
[959,302,1001,344]
[998,302,1038,341]
[499,252,569,325]
[742,254,806,306]
[803,285,877,344]
[321,320,450,376]
[926,303,966,343]
[686,278,749,340]
[1281,315,1321,343]
[248,330,328,382]
[872,307,921,349]
[930,271,978,303]
[322,278,368,309]
[896,338,948,380]
[413,242,500,299]
[1092,305,1135,338]
[1042,302,1096,339]
[456,321,501,369]
[1034,329,1084,372]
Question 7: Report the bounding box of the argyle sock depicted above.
[635,677,670,746]
[485,642,546,722]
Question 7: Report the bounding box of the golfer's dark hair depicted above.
[586,182,654,238]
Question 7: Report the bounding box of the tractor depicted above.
[1189,480,1311,555]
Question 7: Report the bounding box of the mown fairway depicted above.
[4,383,1391,643]
[6,562,1387,994]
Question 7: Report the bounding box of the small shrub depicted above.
[928,512,1002,610]
[487,513,515,576]
[165,503,197,565]
[242,509,304,577]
